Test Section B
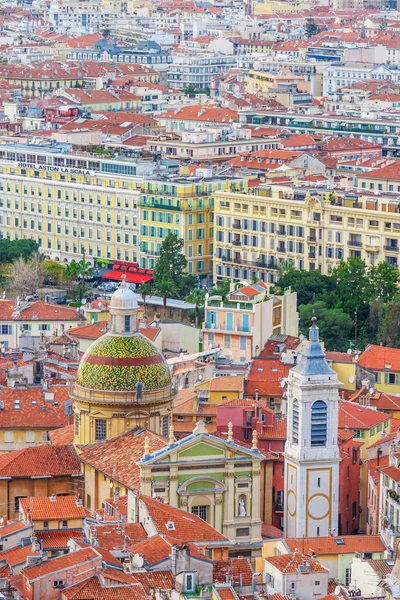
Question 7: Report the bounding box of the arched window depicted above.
[292,399,299,445]
[311,401,328,447]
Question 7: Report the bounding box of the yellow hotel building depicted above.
[0,142,141,265]
[213,184,400,284]
[139,176,248,283]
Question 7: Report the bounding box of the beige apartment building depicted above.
[213,184,400,284]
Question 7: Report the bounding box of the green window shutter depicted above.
[376,372,382,384]
[396,374,400,385]
[385,373,390,385]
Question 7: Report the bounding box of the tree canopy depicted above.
[152,233,196,306]
[0,239,39,264]
[275,258,400,350]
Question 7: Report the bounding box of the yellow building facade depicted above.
[213,184,400,284]
[139,177,248,283]
[0,144,140,265]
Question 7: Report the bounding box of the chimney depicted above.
[171,545,177,575]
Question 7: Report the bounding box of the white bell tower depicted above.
[284,317,341,538]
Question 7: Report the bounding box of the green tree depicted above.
[299,301,353,352]
[369,261,400,303]
[138,283,151,307]
[305,17,321,38]
[182,84,197,96]
[0,239,39,264]
[41,261,66,286]
[209,278,231,300]
[274,268,334,307]
[153,233,191,307]
[77,260,94,300]
[378,299,400,348]
[186,288,206,327]
[331,257,371,316]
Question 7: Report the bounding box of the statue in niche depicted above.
[238,497,247,517]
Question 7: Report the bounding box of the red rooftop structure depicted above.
[102,261,153,285]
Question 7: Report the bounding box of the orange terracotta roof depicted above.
[0,445,80,478]
[0,384,70,428]
[209,376,244,392]
[35,529,82,549]
[213,558,253,586]
[262,522,284,538]
[266,552,328,573]
[140,327,161,342]
[259,419,287,440]
[0,300,84,322]
[88,523,147,551]
[366,455,390,482]
[128,533,213,565]
[0,544,41,568]
[338,401,389,430]
[214,587,238,600]
[79,428,167,490]
[159,105,238,123]
[62,572,147,600]
[19,495,87,521]
[380,464,400,483]
[245,359,290,396]
[359,160,400,181]
[131,570,175,594]
[141,496,228,543]
[285,535,386,555]
[49,424,74,446]
[68,321,106,340]
[22,547,101,582]
[357,344,400,371]
[325,351,354,363]
[0,521,31,538]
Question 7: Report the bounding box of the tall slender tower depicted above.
[284,317,340,538]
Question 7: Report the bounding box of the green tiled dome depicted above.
[76,333,171,392]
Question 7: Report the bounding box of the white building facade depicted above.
[284,317,340,538]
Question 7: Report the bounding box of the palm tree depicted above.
[186,288,206,327]
[78,260,94,299]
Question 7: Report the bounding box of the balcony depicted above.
[308,253,316,259]
[348,240,362,247]
[233,223,241,229]
[277,247,286,253]
[307,236,317,242]
[232,241,241,246]
[384,245,399,252]
[388,489,400,504]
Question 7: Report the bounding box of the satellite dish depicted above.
[280,379,286,388]
[348,376,355,383]
[109,481,113,488]
[81,298,87,305]
[347,348,352,355]
[369,387,374,394]
[334,586,341,596]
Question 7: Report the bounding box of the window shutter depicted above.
[385,373,390,385]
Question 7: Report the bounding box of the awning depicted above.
[102,261,153,285]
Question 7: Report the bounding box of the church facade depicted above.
[284,318,341,538]
[134,422,263,556]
